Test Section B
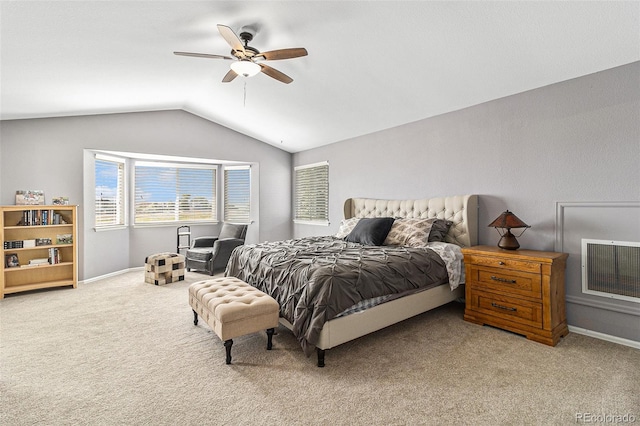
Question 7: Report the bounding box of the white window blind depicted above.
[134,161,216,225]
[95,155,125,228]
[224,166,251,224]
[294,161,329,225]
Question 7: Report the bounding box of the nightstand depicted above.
[462,245,569,346]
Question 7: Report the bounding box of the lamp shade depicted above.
[488,210,530,250]
[487,210,529,229]
[230,60,261,77]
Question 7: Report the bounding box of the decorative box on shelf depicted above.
[462,245,569,346]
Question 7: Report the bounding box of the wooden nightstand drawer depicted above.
[464,254,541,273]
[468,267,541,298]
[469,290,542,329]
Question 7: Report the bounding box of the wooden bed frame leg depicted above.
[224,339,233,364]
[317,348,325,368]
[266,328,274,350]
[192,309,198,326]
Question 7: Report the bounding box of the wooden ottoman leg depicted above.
[266,328,274,350]
[224,339,233,364]
[193,309,198,326]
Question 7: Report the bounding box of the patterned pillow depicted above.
[335,217,360,238]
[384,218,435,247]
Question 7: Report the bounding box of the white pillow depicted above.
[335,217,360,238]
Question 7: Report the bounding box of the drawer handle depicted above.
[491,302,517,312]
[498,261,505,265]
[490,276,517,284]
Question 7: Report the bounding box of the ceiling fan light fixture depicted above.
[230,60,261,77]
[175,24,305,83]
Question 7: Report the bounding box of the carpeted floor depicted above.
[1,270,638,425]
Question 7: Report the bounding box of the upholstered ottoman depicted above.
[189,277,279,364]
[144,252,185,285]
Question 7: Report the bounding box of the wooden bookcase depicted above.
[1,205,77,299]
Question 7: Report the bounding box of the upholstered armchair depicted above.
[185,223,248,275]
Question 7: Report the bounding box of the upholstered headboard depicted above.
[343,195,478,247]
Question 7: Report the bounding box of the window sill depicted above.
[133,221,219,229]
[94,225,127,232]
[293,220,330,226]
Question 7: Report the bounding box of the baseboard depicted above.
[80,267,144,284]
[568,325,640,350]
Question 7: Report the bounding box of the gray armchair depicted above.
[185,223,247,275]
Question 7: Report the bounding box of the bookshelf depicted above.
[1,205,77,298]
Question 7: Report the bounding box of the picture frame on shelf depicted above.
[52,197,69,206]
[36,238,52,246]
[15,190,45,205]
[56,234,73,244]
[5,253,20,268]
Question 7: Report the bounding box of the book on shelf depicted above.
[20,250,61,266]
[48,248,61,264]
[18,209,67,226]
[3,239,51,249]
[4,240,24,249]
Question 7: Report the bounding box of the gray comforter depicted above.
[225,236,449,356]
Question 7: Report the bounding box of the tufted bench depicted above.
[188,277,280,364]
[145,252,185,285]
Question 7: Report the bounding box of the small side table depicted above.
[462,245,569,346]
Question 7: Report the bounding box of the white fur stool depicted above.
[189,277,279,364]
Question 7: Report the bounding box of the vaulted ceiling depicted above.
[1,1,638,153]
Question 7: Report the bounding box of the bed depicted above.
[225,194,478,366]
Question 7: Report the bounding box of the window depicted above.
[95,154,125,228]
[134,161,216,225]
[224,166,251,224]
[294,161,329,225]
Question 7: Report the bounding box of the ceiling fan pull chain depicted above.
[243,81,247,107]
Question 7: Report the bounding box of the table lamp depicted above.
[488,210,530,250]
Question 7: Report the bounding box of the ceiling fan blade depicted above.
[258,48,308,61]
[217,24,244,53]
[259,64,293,84]
[222,69,238,83]
[174,51,234,60]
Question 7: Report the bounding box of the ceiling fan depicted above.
[174,24,308,84]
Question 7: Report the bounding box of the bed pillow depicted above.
[345,217,395,246]
[335,217,360,239]
[383,218,435,247]
[428,219,454,242]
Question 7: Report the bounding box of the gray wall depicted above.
[293,62,640,342]
[0,110,292,280]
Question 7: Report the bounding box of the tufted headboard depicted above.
[343,195,478,247]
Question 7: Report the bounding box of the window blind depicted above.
[224,166,251,224]
[95,155,125,228]
[294,161,329,224]
[134,161,216,224]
